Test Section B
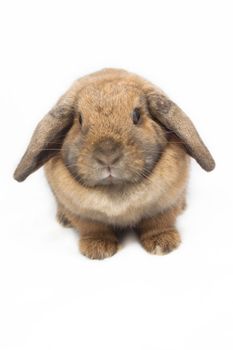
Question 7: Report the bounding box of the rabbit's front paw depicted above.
[79,237,118,259]
[140,229,181,255]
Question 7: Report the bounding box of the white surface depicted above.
[1,1,232,349]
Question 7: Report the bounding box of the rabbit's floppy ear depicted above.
[14,89,76,182]
[147,92,215,171]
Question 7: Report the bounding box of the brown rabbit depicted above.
[14,68,215,259]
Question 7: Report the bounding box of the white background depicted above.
[0,1,232,349]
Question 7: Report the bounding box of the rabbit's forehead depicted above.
[77,83,142,115]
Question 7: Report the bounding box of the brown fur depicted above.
[14,68,215,259]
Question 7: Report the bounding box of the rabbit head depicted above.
[14,68,215,186]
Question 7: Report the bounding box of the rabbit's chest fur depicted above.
[45,144,189,227]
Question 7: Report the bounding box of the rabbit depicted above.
[14,68,215,259]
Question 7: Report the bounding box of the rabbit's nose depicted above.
[94,138,122,166]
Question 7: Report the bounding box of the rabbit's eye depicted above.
[132,108,141,125]
[79,113,83,126]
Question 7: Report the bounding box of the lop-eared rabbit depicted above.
[14,69,215,259]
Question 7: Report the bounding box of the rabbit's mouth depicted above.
[98,174,118,185]
[88,164,120,185]
[97,170,126,186]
